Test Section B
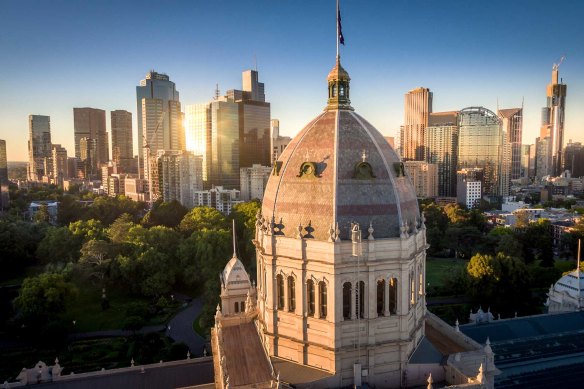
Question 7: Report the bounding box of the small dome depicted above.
[327,59,350,82]
[221,255,251,288]
[552,270,584,298]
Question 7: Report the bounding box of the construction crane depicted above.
[142,111,166,206]
[553,54,566,71]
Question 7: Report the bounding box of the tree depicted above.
[179,206,227,236]
[36,226,81,264]
[0,220,46,279]
[57,195,87,225]
[466,253,532,316]
[68,219,106,242]
[14,273,78,323]
[34,204,51,224]
[444,203,469,225]
[108,213,136,243]
[79,239,116,283]
[88,196,145,226]
[142,200,188,228]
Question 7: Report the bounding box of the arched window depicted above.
[307,279,315,316]
[419,267,424,297]
[234,301,239,313]
[319,281,327,319]
[377,279,385,316]
[410,271,415,306]
[288,276,296,312]
[389,278,397,314]
[356,281,365,319]
[343,282,352,319]
[241,301,245,312]
[339,84,345,97]
[276,274,284,310]
[332,84,337,97]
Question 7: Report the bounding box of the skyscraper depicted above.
[425,111,459,197]
[186,70,271,190]
[0,139,8,210]
[27,115,52,181]
[73,108,108,170]
[457,107,507,197]
[136,71,184,160]
[563,140,584,177]
[111,110,134,173]
[403,161,438,198]
[538,61,567,177]
[270,119,291,162]
[51,144,68,187]
[498,108,523,181]
[401,87,432,161]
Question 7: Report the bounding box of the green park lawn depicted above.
[425,257,466,290]
[62,282,178,333]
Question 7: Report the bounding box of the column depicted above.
[351,282,357,320]
[314,282,321,319]
[384,279,390,316]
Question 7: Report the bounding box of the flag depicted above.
[338,5,345,45]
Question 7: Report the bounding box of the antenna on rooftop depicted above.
[214,84,220,100]
[253,54,258,72]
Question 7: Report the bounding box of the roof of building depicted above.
[28,358,214,389]
[262,96,419,241]
[460,312,584,386]
[221,255,251,288]
[498,108,522,119]
[552,269,584,299]
[221,322,273,386]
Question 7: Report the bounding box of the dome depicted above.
[262,61,420,241]
[221,255,251,288]
[552,269,584,298]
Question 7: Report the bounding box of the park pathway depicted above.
[167,297,207,357]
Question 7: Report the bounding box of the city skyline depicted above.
[1,0,584,161]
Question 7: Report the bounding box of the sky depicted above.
[1,0,583,161]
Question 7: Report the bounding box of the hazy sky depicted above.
[1,0,583,161]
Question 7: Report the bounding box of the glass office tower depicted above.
[28,115,52,181]
[425,111,459,197]
[457,107,508,197]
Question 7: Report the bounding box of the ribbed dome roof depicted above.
[262,108,420,241]
[553,269,584,298]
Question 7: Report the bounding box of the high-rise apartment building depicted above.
[538,62,567,177]
[0,139,9,210]
[156,150,203,208]
[73,108,108,171]
[28,115,52,181]
[51,144,68,187]
[520,144,533,180]
[270,119,291,162]
[186,70,271,190]
[457,168,483,209]
[403,161,438,198]
[78,137,98,179]
[194,186,242,214]
[240,164,272,201]
[401,87,432,161]
[111,110,134,172]
[564,141,584,177]
[499,108,523,181]
[425,111,459,197]
[457,107,508,197]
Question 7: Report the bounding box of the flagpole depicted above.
[336,0,340,59]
